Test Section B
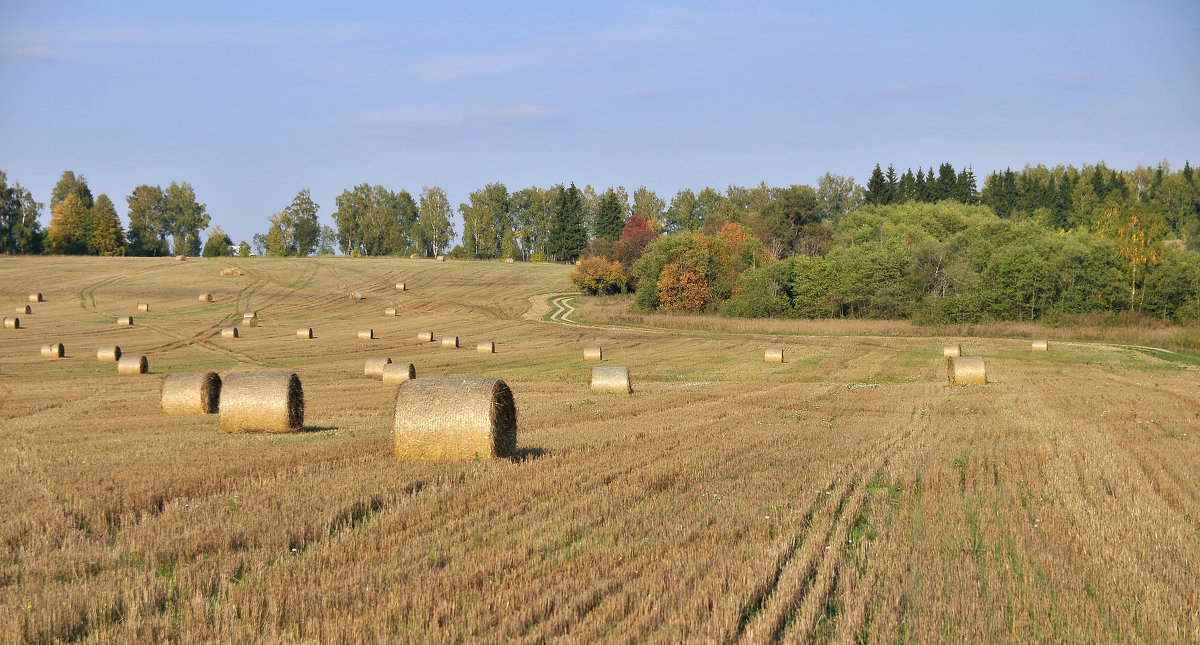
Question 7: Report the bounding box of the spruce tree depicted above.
[915,168,927,202]
[884,165,898,204]
[593,189,624,241]
[549,182,587,262]
[864,164,887,205]
[898,169,916,202]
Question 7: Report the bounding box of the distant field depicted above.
[2,256,1198,642]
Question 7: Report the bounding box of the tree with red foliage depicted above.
[612,215,658,269]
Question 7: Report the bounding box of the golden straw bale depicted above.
[199,293,213,302]
[350,291,364,300]
[117,355,148,374]
[3,317,18,329]
[296,327,313,339]
[947,356,987,386]
[40,342,64,358]
[219,372,304,432]
[242,313,258,327]
[381,362,416,384]
[943,344,962,358]
[409,254,419,259]
[477,341,495,354]
[220,267,244,276]
[161,372,221,414]
[1032,339,1049,352]
[583,346,602,361]
[220,327,239,338]
[418,331,434,342]
[764,348,784,363]
[384,307,398,317]
[504,258,514,264]
[392,377,517,461]
[29,293,43,303]
[97,345,122,362]
[364,357,392,377]
[16,305,31,314]
[395,282,407,290]
[358,329,375,340]
[117,316,134,327]
[137,303,150,312]
[590,366,632,394]
[176,255,186,261]
[436,255,446,262]
[441,335,458,348]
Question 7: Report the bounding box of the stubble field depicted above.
[1,256,1198,643]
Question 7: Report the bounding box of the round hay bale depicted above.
[392,377,517,461]
[220,326,239,338]
[1032,339,1049,352]
[97,345,122,362]
[176,255,186,261]
[477,341,495,354]
[417,331,434,343]
[764,348,784,363]
[358,328,375,340]
[350,291,364,300]
[583,346,602,361]
[364,357,392,377]
[296,327,313,339]
[409,254,419,260]
[590,366,632,394]
[504,258,514,264]
[117,355,148,374]
[395,282,407,291]
[117,316,134,327]
[219,372,304,433]
[29,293,43,303]
[40,342,64,358]
[16,305,31,314]
[947,356,987,386]
[436,255,446,262]
[161,372,221,414]
[384,307,398,317]
[441,335,458,349]
[242,314,259,327]
[199,293,213,302]
[943,344,962,358]
[4,317,19,330]
[137,303,150,313]
[219,268,231,276]
[381,362,416,384]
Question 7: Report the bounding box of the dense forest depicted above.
[2,161,1198,322]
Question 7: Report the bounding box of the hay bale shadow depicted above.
[511,447,546,463]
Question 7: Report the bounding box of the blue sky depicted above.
[2,0,1197,245]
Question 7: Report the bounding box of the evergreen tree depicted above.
[549,182,587,262]
[914,168,927,202]
[1183,161,1194,185]
[51,171,94,212]
[898,169,916,202]
[89,194,125,255]
[884,165,899,204]
[593,189,624,241]
[202,225,233,257]
[864,164,887,205]
[936,163,957,201]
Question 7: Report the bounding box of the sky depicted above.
[1,0,1198,246]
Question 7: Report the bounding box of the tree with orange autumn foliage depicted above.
[1096,203,1165,308]
[656,258,709,312]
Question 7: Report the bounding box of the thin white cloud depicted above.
[3,45,68,60]
[886,80,962,96]
[357,105,565,134]
[1045,72,1099,86]
[622,87,659,98]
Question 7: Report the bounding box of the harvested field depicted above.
[1,255,1198,642]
